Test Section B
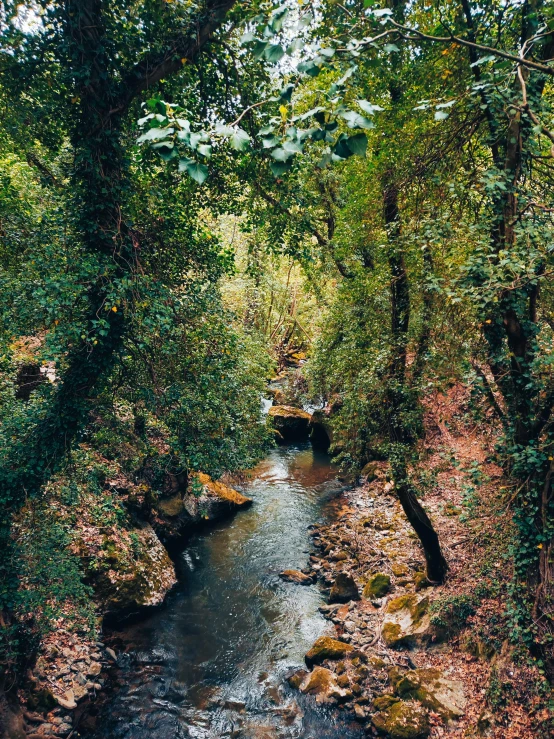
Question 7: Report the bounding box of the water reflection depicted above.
[88,444,363,739]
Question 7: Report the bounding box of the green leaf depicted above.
[434,110,449,120]
[270,160,292,177]
[261,135,280,148]
[197,144,212,158]
[287,38,304,54]
[259,125,276,136]
[240,31,255,45]
[252,40,269,60]
[384,43,400,53]
[229,128,251,151]
[283,140,303,154]
[186,160,209,184]
[357,100,384,115]
[271,147,294,161]
[265,44,285,63]
[345,133,368,156]
[215,124,235,136]
[279,83,295,102]
[137,127,173,143]
[340,111,374,129]
[297,60,320,77]
[333,135,355,159]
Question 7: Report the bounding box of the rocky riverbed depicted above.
[281,461,468,738]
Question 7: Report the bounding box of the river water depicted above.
[87,443,364,739]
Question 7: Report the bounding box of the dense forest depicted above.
[1,0,554,737]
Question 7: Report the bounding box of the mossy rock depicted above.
[287,669,308,689]
[363,573,391,599]
[372,700,430,738]
[394,668,466,721]
[413,572,431,591]
[373,694,400,711]
[305,636,354,667]
[299,666,350,704]
[382,595,438,648]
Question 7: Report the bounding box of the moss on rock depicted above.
[363,573,391,599]
[382,595,437,648]
[394,668,466,721]
[372,700,430,738]
[305,636,354,667]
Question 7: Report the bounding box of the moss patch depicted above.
[363,572,391,599]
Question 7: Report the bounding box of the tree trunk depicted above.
[382,172,448,583]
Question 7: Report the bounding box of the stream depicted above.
[87,442,364,739]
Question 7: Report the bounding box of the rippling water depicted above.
[87,443,364,739]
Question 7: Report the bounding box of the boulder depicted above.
[279,569,315,585]
[299,666,350,704]
[381,595,439,647]
[94,522,176,612]
[392,668,466,721]
[268,405,312,441]
[372,699,430,738]
[305,636,354,667]
[363,573,391,599]
[156,472,252,542]
[329,572,360,604]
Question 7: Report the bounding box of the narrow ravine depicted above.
[85,443,364,739]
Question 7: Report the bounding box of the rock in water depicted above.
[371,699,430,738]
[329,572,360,603]
[381,594,440,647]
[279,569,315,585]
[299,667,350,704]
[305,636,354,667]
[268,405,312,441]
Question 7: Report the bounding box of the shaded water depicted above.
[89,443,364,739]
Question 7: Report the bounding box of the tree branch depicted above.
[112,0,239,118]
[388,19,554,76]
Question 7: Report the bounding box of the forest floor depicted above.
[292,384,552,738]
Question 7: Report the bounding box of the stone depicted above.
[413,572,431,591]
[279,570,315,585]
[372,699,430,738]
[363,573,391,599]
[94,523,177,612]
[86,661,102,676]
[329,573,360,604]
[353,703,366,721]
[268,405,312,441]
[382,595,439,647]
[299,667,349,704]
[105,648,117,661]
[72,683,88,702]
[287,669,308,689]
[305,636,355,667]
[54,691,76,710]
[392,668,466,721]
